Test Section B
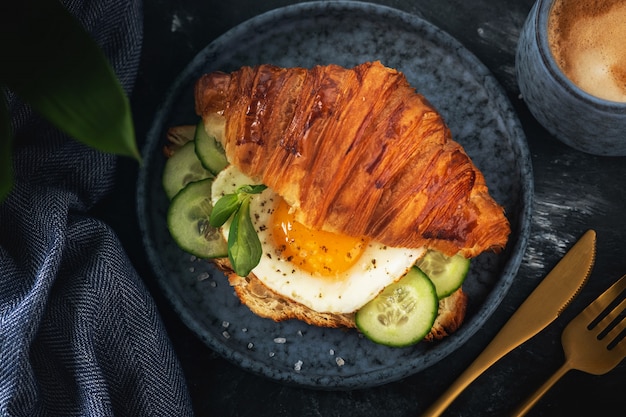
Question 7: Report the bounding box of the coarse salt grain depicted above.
[222,321,230,328]
[247,343,254,350]
[222,331,230,339]
[329,349,335,356]
[294,360,303,372]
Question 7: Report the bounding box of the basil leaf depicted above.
[0,95,12,201]
[228,197,263,277]
[1,1,140,161]
[237,184,267,195]
[209,193,240,227]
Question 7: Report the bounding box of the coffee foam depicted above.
[548,0,626,102]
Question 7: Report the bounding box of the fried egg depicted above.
[211,165,425,314]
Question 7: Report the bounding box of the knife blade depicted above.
[422,229,596,417]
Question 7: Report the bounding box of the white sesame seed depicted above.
[222,331,230,339]
[273,337,287,344]
[294,360,303,372]
[222,321,230,328]
[329,349,335,356]
[197,272,210,280]
[335,357,345,367]
[269,352,275,357]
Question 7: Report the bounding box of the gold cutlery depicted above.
[511,273,626,416]
[422,230,596,417]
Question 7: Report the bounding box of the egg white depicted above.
[211,165,425,314]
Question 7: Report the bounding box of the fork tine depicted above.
[609,328,626,355]
[584,274,626,326]
[604,318,626,351]
[593,296,626,337]
[598,296,626,351]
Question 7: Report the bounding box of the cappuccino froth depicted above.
[548,0,626,102]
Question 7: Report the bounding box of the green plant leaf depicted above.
[227,197,263,277]
[209,193,241,227]
[0,1,140,161]
[236,184,267,195]
[0,93,13,201]
[206,182,267,275]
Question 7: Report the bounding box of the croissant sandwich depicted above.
[165,61,510,346]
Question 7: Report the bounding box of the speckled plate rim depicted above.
[137,1,533,389]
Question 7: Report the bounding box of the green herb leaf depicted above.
[209,193,241,227]
[228,197,263,277]
[206,181,267,276]
[0,1,140,161]
[237,184,267,195]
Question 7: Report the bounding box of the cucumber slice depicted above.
[167,178,228,258]
[162,141,212,200]
[194,120,229,175]
[416,250,470,299]
[355,268,438,347]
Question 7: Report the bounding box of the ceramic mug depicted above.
[516,0,626,156]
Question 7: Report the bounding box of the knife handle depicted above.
[422,229,595,417]
[421,339,509,417]
[422,301,560,416]
[510,364,571,417]
[422,314,541,417]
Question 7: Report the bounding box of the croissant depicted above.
[194,61,510,257]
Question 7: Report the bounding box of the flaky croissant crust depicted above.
[194,61,510,257]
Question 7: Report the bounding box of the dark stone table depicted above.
[100,0,626,415]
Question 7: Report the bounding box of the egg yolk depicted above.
[272,198,369,277]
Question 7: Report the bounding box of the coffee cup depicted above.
[516,0,626,156]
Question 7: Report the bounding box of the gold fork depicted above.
[511,274,626,416]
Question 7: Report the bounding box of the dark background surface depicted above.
[97,0,626,415]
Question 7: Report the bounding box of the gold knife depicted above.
[422,229,597,417]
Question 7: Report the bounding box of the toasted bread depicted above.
[213,258,467,341]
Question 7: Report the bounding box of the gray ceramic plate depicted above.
[137,1,533,389]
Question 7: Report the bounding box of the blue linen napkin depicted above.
[0,1,194,415]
